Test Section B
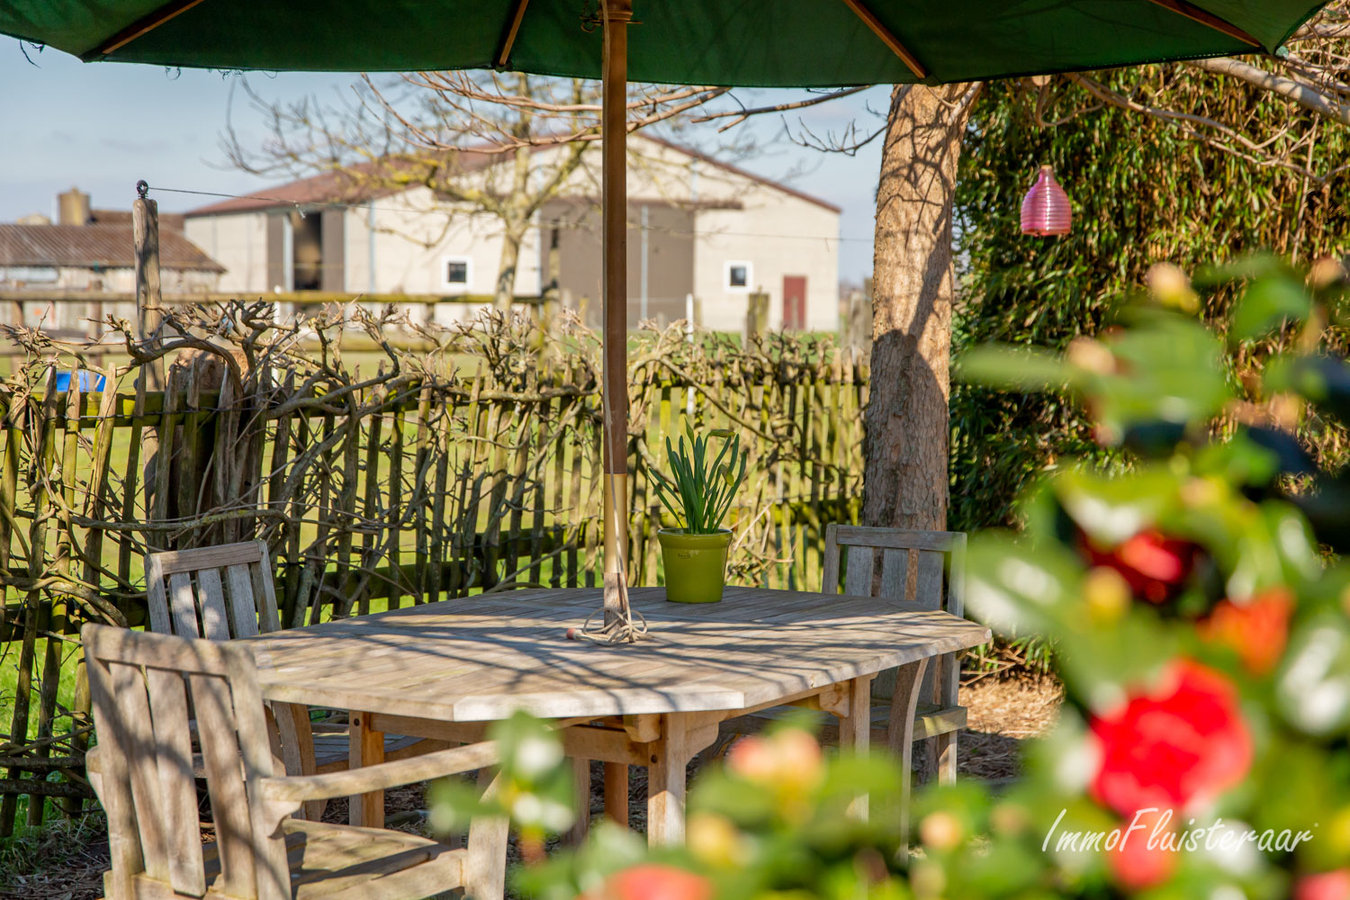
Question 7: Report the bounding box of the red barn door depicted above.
[783,275,807,330]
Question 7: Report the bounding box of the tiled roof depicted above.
[90,208,187,232]
[186,139,840,216]
[0,223,224,272]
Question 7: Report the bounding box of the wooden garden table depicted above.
[241,585,991,844]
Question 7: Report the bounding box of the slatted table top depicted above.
[242,586,991,722]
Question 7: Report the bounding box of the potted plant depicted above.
[652,426,747,603]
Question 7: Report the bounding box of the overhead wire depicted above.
[143,184,874,247]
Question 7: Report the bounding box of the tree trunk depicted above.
[494,223,525,313]
[863,84,974,533]
[494,140,535,314]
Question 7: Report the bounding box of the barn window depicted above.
[442,256,471,292]
[725,261,752,292]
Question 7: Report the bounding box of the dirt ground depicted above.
[0,673,1062,900]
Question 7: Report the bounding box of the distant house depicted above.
[0,188,222,293]
[184,136,841,332]
[0,188,224,335]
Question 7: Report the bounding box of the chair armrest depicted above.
[260,739,500,805]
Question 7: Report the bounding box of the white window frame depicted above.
[724,260,753,293]
[441,255,473,293]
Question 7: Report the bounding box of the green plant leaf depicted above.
[957,345,1074,391]
[1231,274,1312,341]
[655,428,746,534]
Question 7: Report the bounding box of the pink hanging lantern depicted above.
[1020,165,1072,236]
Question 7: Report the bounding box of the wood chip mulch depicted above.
[956,672,1063,783]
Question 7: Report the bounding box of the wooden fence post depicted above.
[134,182,170,557]
[845,284,871,359]
[745,290,770,342]
[540,225,562,360]
[132,180,164,391]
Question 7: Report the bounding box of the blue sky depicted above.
[0,37,887,282]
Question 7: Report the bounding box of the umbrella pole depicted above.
[601,0,633,627]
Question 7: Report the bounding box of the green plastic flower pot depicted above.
[658,528,732,603]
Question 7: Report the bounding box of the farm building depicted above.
[0,188,222,294]
[183,136,841,332]
[0,188,224,336]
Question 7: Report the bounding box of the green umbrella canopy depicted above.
[0,0,1330,86]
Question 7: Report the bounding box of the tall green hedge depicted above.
[950,70,1350,533]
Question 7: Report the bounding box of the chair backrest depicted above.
[83,623,292,900]
[146,540,282,640]
[821,524,967,708]
[145,541,322,820]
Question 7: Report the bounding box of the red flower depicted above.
[1296,870,1350,900]
[1082,530,1196,604]
[1200,588,1294,674]
[1107,808,1176,890]
[603,865,714,900]
[1090,661,1252,816]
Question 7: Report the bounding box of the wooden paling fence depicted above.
[0,301,868,835]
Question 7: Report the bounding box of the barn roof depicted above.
[184,153,495,216]
[0,223,224,272]
[185,139,839,217]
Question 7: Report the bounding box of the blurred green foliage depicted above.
[462,261,1350,900]
[512,723,918,900]
[427,711,575,853]
[950,70,1350,538]
[928,259,1350,897]
[951,71,1350,678]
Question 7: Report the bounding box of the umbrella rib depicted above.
[839,0,926,80]
[496,0,534,68]
[1143,0,1261,47]
[84,0,208,59]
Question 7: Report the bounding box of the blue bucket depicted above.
[54,370,107,392]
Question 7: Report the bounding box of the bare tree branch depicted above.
[691,86,871,133]
[1185,55,1350,127]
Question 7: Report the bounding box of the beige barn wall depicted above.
[1,266,215,294]
[184,212,267,293]
[0,266,217,335]
[541,137,840,333]
[692,190,839,333]
[343,187,544,323]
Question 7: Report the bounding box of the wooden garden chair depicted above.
[83,623,509,900]
[145,540,441,819]
[723,525,968,784]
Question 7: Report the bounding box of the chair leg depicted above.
[886,658,929,866]
[287,703,326,821]
[466,773,509,900]
[936,731,958,785]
